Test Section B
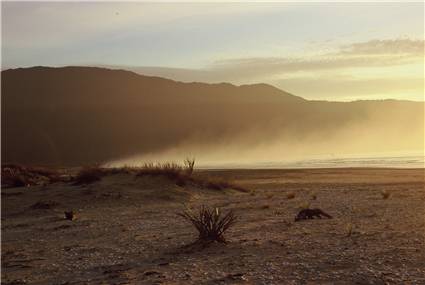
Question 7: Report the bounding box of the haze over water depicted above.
[198,154,425,169]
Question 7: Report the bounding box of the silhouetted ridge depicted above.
[1,66,423,166]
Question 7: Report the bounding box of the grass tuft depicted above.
[184,158,195,175]
[178,205,237,243]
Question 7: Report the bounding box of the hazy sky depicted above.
[2,2,424,101]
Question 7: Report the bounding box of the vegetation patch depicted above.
[135,159,248,192]
[178,205,237,244]
[1,164,64,188]
[70,159,248,192]
[73,166,107,185]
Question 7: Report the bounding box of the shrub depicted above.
[1,164,63,188]
[178,205,237,243]
[73,166,105,185]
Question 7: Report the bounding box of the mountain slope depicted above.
[1,66,423,166]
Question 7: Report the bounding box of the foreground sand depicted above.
[2,168,425,285]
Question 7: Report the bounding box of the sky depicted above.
[1,2,424,101]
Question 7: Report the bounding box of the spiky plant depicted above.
[184,158,195,175]
[178,206,237,243]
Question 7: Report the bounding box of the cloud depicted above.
[209,39,424,81]
[106,38,423,101]
[113,38,423,84]
[339,39,424,56]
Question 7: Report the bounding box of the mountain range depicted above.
[2,66,423,166]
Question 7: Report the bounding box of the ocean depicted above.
[198,154,425,169]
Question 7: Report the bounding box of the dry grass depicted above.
[184,158,195,175]
[136,162,184,179]
[70,160,247,192]
[73,166,106,185]
[136,161,191,187]
[136,160,248,191]
[1,164,64,188]
[178,205,237,243]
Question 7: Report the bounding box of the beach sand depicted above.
[2,168,425,284]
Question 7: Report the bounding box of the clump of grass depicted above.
[1,164,63,188]
[137,162,185,180]
[136,159,248,191]
[73,166,106,185]
[310,192,317,200]
[136,161,194,187]
[71,159,248,192]
[381,190,390,199]
[184,158,195,175]
[178,205,237,244]
[72,165,139,185]
[286,192,296,199]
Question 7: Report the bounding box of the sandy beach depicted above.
[2,168,424,284]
